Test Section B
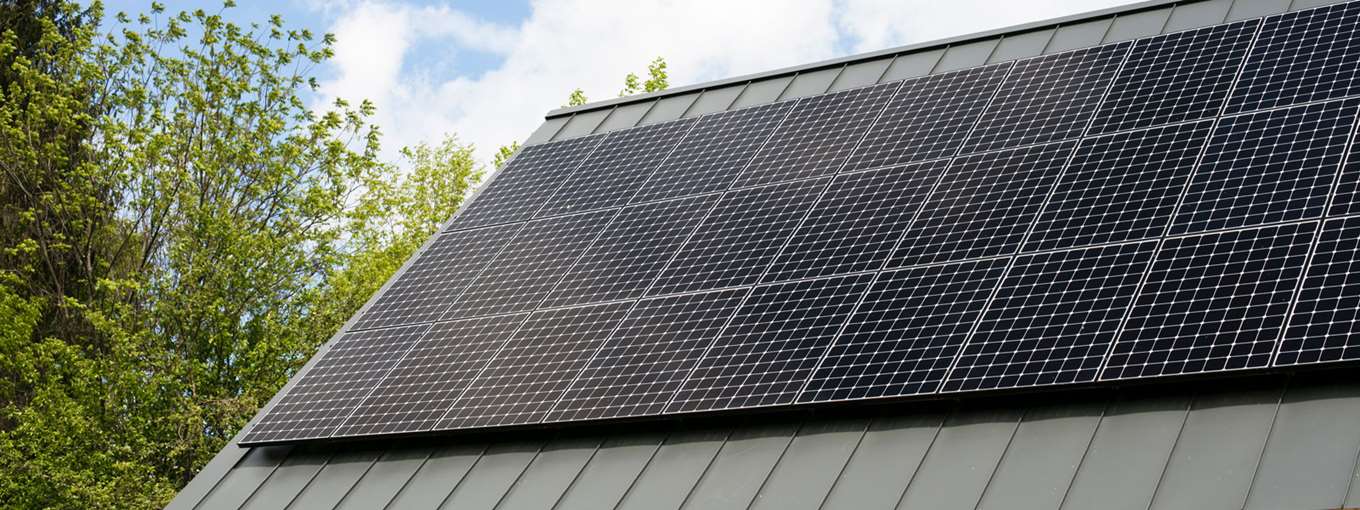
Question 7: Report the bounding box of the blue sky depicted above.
[96,0,1141,167]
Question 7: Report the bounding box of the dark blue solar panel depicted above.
[1227,2,1360,114]
[535,119,696,218]
[1275,217,1360,366]
[447,135,604,230]
[631,102,797,203]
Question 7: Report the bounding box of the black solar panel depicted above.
[445,209,617,320]
[648,178,828,296]
[535,119,696,218]
[1103,222,1315,380]
[961,42,1129,153]
[799,259,1008,403]
[943,241,1157,392]
[1227,2,1360,114]
[842,63,1012,172]
[667,273,875,413]
[437,301,634,429]
[1089,21,1258,134]
[733,82,900,188]
[763,160,950,283]
[889,141,1075,267]
[1169,98,1360,236]
[447,135,603,230]
[631,102,796,203]
[547,288,750,421]
[1275,217,1360,366]
[1023,121,1213,253]
[1325,126,1360,216]
[541,194,719,308]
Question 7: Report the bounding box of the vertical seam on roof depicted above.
[548,439,607,510]
[1054,398,1113,510]
[1342,398,1360,507]
[674,428,735,509]
[421,445,489,510]
[1240,376,1292,510]
[605,429,672,510]
[968,408,1029,510]
[487,443,546,510]
[812,419,873,510]
[321,452,381,510]
[740,421,804,510]
[280,452,335,510]
[375,450,434,510]
[1143,391,1198,510]
[891,405,953,509]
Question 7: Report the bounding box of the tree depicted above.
[563,56,671,105]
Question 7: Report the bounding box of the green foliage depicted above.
[618,56,669,96]
[565,87,588,106]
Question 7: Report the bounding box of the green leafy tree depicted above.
[618,56,669,96]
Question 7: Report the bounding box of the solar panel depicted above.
[1088,20,1259,134]
[841,63,1012,172]
[535,119,697,218]
[447,135,604,231]
[335,314,529,436]
[798,259,1008,403]
[630,102,797,203]
[437,301,634,429]
[546,288,750,422]
[1169,98,1360,236]
[541,194,720,309]
[445,209,618,320]
[1103,222,1315,380]
[666,273,875,413]
[647,178,828,296]
[1326,126,1360,216]
[732,82,900,188]
[1275,217,1360,366]
[1227,2,1360,114]
[243,324,432,443]
[961,42,1130,153]
[889,141,1076,268]
[349,225,521,331]
[1023,120,1213,253]
[943,241,1157,392]
[763,160,951,283]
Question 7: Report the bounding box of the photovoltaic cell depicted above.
[546,288,751,422]
[535,119,696,218]
[1227,2,1360,114]
[763,160,950,283]
[889,141,1076,267]
[243,324,432,443]
[445,209,618,320]
[1103,222,1315,380]
[1169,98,1360,236]
[335,314,528,436]
[1089,20,1259,134]
[841,63,1012,172]
[943,241,1157,392]
[447,135,604,230]
[1023,121,1213,253]
[349,225,521,331]
[666,273,875,413]
[798,259,1008,403]
[437,301,634,429]
[961,42,1130,153]
[1327,123,1360,216]
[1275,217,1360,365]
[631,102,797,203]
[647,178,828,296]
[733,82,900,188]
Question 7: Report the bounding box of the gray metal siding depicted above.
[779,67,843,100]
[827,58,893,92]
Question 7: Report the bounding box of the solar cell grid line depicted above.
[960,41,1131,154]
[334,313,529,436]
[941,240,1158,393]
[1226,1,1360,114]
[1022,120,1214,253]
[1168,98,1360,236]
[443,208,619,320]
[435,301,634,429]
[445,133,605,231]
[348,225,523,331]
[540,193,722,309]
[544,288,751,422]
[1275,216,1360,366]
[761,159,952,283]
[731,81,903,188]
[888,140,1077,268]
[1100,221,1316,380]
[241,323,433,443]
[630,101,799,204]
[796,258,1010,403]
[841,62,1014,172]
[646,177,830,297]
[1088,20,1260,135]
[535,118,698,219]
[1327,114,1360,216]
[665,273,876,414]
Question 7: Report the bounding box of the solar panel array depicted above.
[242,2,1360,444]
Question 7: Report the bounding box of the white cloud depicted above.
[315,0,1144,166]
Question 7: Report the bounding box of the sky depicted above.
[99,0,1142,166]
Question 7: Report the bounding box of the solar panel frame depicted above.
[1275,216,1360,366]
[534,118,698,218]
[1226,2,1360,114]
